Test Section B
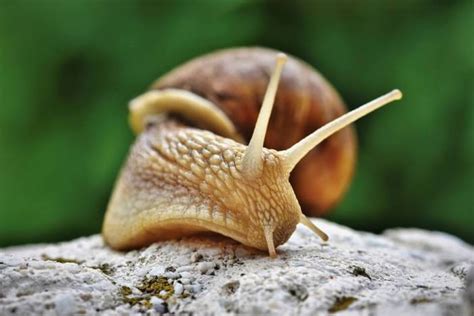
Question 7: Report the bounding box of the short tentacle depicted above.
[299,215,329,241]
[263,225,277,257]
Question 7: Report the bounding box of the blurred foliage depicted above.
[0,0,472,247]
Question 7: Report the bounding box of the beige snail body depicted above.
[102,48,402,256]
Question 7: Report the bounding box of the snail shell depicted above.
[153,47,356,216]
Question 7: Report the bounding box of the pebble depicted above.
[179,271,193,279]
[150,296,166,313]
[163,271,180,279]
[148,266,166,276]
[150,296,163,305]
[191,252,203,263]
[159,290,168,296]
[0,255,25,268]
[174,283,184,295]
[135,267,149,278]
[200,248,222,257]
[141,244,160,256]
[197,262,216,274]
[54,293,76,315]
[176,265,194,272]
[180,278,191,285]
[174,255,191,266]
[184,284,202,293]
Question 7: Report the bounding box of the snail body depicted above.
[102,48,402,256]
[104,121,300,253]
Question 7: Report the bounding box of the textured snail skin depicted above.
[153,47,356,216]
[103,121,300,251]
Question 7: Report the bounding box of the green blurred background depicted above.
[0,0,472,247]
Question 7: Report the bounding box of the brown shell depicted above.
[151,47,356,216]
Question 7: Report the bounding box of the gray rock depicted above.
[173,282,184,296]
[150,296,165,313]
[0,219,473,315]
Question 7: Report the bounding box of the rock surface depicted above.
[1,219,473,315]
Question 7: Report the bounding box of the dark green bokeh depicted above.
[0,0,472,247]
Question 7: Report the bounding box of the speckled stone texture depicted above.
[1,219,473,315]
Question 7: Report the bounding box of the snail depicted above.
[102,47,402,257]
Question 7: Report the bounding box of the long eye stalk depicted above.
[242,53,287,177]
[282,89,403,171]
